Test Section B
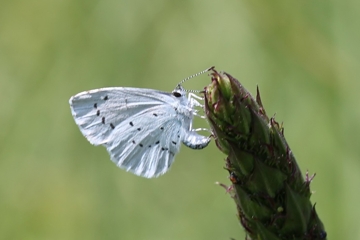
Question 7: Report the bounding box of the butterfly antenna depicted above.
[177,66,215,91]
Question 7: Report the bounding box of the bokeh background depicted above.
[1,0,359,239]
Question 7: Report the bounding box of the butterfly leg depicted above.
[188,93,208,120]
[188,93,204,108]
[188,92,204,101]
[193,111,207,119]
[186,93,212,145]
[192,127,212,134]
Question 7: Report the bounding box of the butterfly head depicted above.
[172,84,187,98]
[172,85,189,107]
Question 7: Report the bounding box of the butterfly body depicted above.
[69,85,210,178]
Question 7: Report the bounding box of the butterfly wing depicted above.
[69,87,187,178]
[105,106,184,177]
[69,87,178,145]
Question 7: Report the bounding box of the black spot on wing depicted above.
[96,110,100,116]
[153,113,158,117]
[94,103,97,109]
[102,117,105,124]
[137,128,141,131]
[132,140,136,144]
[155,141,159,145]
[139,143,143,147]
[129,122,134,126]
[110,123,115,129]
[172,141,177,145]
[160,127,164,130]
[103,95,108,100]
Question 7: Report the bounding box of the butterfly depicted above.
[69,67,212,178]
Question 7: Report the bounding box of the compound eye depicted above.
[173,91,182,98]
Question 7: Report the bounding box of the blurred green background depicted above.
[0,0,359,239]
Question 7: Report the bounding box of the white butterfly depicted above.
[69,68,212,178]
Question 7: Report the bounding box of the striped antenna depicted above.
[177,66,215,90]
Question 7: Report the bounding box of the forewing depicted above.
[69,87,174,145]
